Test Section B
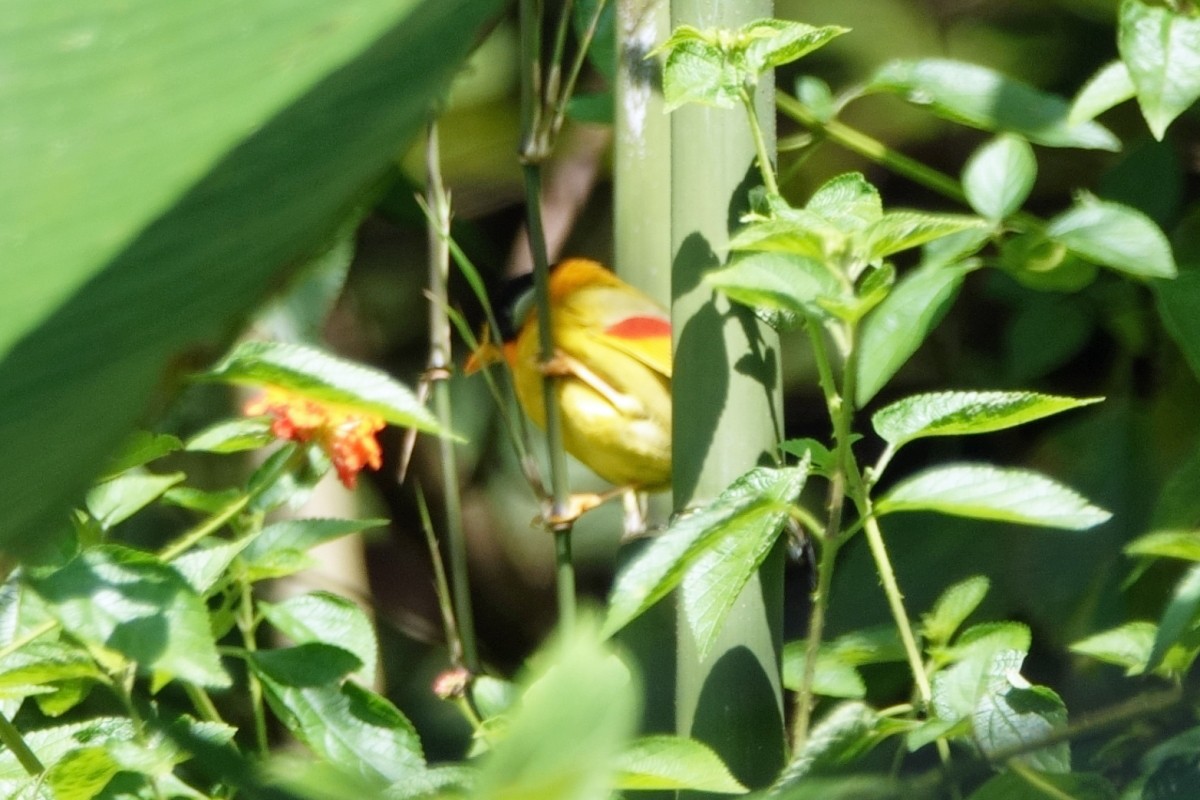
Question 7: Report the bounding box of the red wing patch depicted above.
[605,315,671,339]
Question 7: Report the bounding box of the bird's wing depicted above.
[568,284,672,378]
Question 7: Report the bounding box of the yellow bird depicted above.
[469,259,672,493]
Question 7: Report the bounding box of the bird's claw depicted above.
[535,493,605,529]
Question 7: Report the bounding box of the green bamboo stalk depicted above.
[425,119,479,673]
[670,0,785,791]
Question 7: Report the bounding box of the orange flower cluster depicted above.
[245,388,385,489]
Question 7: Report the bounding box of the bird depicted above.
[468,259,672,498]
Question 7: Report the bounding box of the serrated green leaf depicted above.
[1126,529,1200,562]
[28,545,230,689]
[186,418,275,453]
[806,173,883,232]
[922,575,991,647]
[1070,621,1156,674]
[864,212,986,262]
[1070,60,1137,125]
[968,769,1117,800]
[1118,0,1200,140]
[781,642,867,698]
[775,702,883,788]
[204,341,448,436]
[475,622,637,800]
[603,466,807,638]
[856,261,973,406]
[242,517,387,581]
[932,624,1030,722]
[1147,562,1200,671]
[0,640,102,693]
[102,432,184,479]
[866,58,1120,150]
[169,538,250,595]
[613,736,747,793]
[872,391,1102,450]
[963,135,1037,221]
[251,643,362,688]
[260,592,377,687]
[728,212,842,260]
[771,775,908,800]
[47,746,119,800]
[1047,195,1176,279]
[659,32,741,111]
[876,463,1111,530]
[255,666,425,786]
[85,472,185,530]
[706,251,848,330]
[0,718,132,783]
[740,19,848,73]
[973,650,1069,773]
[0,0,506,560]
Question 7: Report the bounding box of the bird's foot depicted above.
[535,492,605,529]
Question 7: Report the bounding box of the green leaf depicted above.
[706,251,848,330]
[806,173,884,233]
[241,517,387,581]
[204,341,447,435]
[251,643,363,688]
[775,702,883,787]
[161,486,243,514]
[863,212,986,262]
[1000,232,1099,293]
[771,775,907,800]
[973,651,1070,773]
[962,135,1037,221]
[1047,195,1177,279]
[85,472,185,530]
[46,746,120,800]
[855,261,974,407]
[255,665,425,786]
[28,545,230,689]
[102,432,184,479]
[876,463,1111,530]
[1126,529,1200,562]
[1118,0,1200,140]
[613,736,747,793]
[932,623,1031,723]
[170,538,251,595]
[603,466,807,638]
[1070,60,1137,125]
[658,28,741,111]
[0,718,132,785]
[1147,562,1200,671]
[872,391,1102,451]
[1155,271,1200,381]
[740,19,848,73]
[968,770,1117,800]
[865,59,1120,150]
[475,622,638,800]
[186,418,275,453]
[0,0,506,560]
[260,592,378,687]
[781,643,866,699]
[0,640,102,695]
[728,212,842,260]
[682,470,810,660]
[922,575,991,647]
[1070,621,1156,674]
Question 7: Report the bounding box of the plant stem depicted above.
[185,684,225,725]
[790,533,840,752]
[425,119,479,673]
[158,494,250,562]
[237,578,270,754]
[0,619,57,661]
[742,87,780,197]
[862,514,932,707]
[0,709,42,776]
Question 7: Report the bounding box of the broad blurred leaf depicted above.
[1155,271,1200,381]
[872,391,1101,451]
[1146,562,1200,671]
[1070,621,1156,674]
[241,517,387,581]
[603,466,807,638]
[613,736,747,793]
[865,59,1120,150]
[922,575,990,647]
[102,433,184,480]
[28,545,229,689]
[1118,0,1200,140]
[475,622,638,800]
[876,463,1111,530]
[856,261,974,407]
[962,135,1037,221]
[186,418,275,454]
[807,173,883,232]
[1047,195,1177,279]
[741,20,848,73]
[0,0,504,559]
[1070,60,1136,125]
[205,341,446,434]
[968,770,1117,800]
[1126,529,1200,562]
[781,643,867,699]
[85,472,185,530]
[260,592,378,687]
[774,702,884,788]
[972,651,1069,773]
